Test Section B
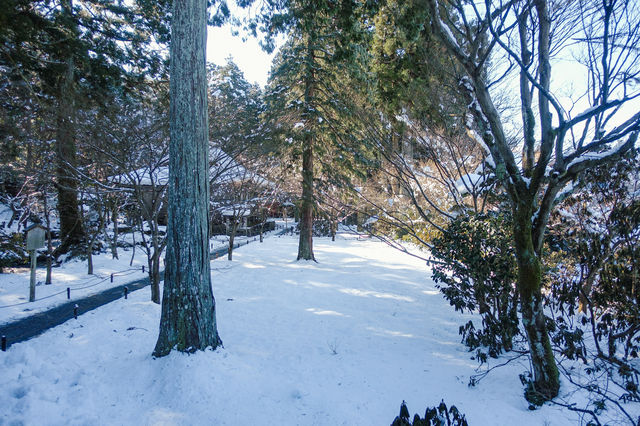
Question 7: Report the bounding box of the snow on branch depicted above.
[563,132,638,179]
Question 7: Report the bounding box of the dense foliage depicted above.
[391,400,469,426]
[430,212,519,361]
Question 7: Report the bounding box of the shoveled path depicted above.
[0,229,291,350]
[0,275,154,350]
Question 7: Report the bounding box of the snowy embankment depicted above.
[1,233,595,424]
[0,231,265,325]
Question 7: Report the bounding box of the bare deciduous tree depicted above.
[425,0,640,401]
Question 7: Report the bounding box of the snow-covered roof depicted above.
[112,147,270,188]
[220,209,251,217]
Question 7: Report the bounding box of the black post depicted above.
[142,265,145,273]
[110,273,114,283]
[74,304,78,320]
[67,287,70,299]
[124,286,129,299]
[1,335,6,351]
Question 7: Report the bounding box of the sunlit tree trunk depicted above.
[513,203,559,401]
[297,36,316,261]
[153,0,222,357]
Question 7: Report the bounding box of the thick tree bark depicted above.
[55,0,84,254]
[153,0,221,356]
[55,57,84,252]
[297,138,315,260]
[513,206,559,402]
[297,37,316,261]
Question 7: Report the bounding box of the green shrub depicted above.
[430,212,520,360]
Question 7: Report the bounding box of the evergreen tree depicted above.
[258,0,372,260]
[0,0,167,253]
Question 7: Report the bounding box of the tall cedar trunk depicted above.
[513,206,559,401]
[297,37,316,261]
[153,0,222,356]
[55,0,84,253]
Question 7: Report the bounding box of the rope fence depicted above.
[0,266,146,309]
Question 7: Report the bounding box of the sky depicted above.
[206,23,278,88]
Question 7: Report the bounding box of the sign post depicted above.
[25,224,47,302]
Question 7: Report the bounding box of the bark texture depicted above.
[153,0,221,356]
[297,37,316,261]
[55,13,84,253]
[513,206,559,401]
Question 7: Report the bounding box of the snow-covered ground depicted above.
[0,227,282,325]
[0,243,149,326]
[1,232,635,424]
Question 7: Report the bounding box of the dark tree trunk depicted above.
[331,218,337,242]
[297,37,316,261]
[55,0,84,254]
[149,227,161,304]
[153,0,222,357]
[228,220,238,261]
[44,192,53,284]
[86,209,105,275]
[87,241,94,274]
[149,247,161,304]
[259,209,265,243]
[513,206,559,402]
[297,139,314,260]
[111,204,119,259]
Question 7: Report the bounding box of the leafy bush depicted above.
[546,157,640,364]
[391,400,469,426]
[430,212,519,361]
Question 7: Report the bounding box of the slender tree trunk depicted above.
[228,220,238,261]
[513,206,559,402]
[111,204,119,259]
[87,240,94,274]
[129,226,136,267]
[55,0,84,253]
[153,0,221,356]
[86,211,105,275]
[44,192,53,284]
[331,217,337,242]
[259,209,265,243]
[297,37,316,261]
[150,226,160,304]
[151,252,161,302]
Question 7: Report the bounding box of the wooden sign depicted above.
[26,224,47,250]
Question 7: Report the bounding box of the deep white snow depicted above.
[0,232,633,425]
